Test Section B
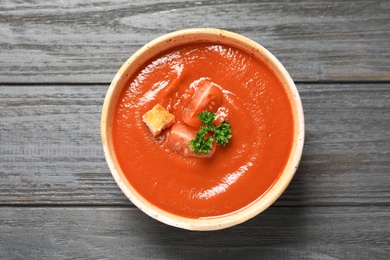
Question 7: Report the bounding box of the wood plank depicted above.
[278,83,390,206]
[0,206,388,259]
[1,0,389,83]
[0,85,126,204]
[0,84,389,205]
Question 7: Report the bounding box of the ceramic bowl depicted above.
[101,28,304,230]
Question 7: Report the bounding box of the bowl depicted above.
[101,28,304,230]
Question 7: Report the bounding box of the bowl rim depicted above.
[101,28,305,231]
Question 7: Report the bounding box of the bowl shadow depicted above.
[136,163,310,259]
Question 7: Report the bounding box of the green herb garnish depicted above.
[189,111,232,155]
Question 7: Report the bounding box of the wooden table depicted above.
[1,1,389,259]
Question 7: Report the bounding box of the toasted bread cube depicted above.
[142,104,175,136]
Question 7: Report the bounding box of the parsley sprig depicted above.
[189,111,232,155]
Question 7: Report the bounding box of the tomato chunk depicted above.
[168,123,216,158]
[183,79,223,128]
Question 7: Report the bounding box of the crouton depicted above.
[142,104,175,136]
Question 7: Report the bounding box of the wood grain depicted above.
[0,206,388,259]
[0,83,389,206]
[1,0,389,83]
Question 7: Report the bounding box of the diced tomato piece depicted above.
[168,123,216,158]
[182,79,223,128]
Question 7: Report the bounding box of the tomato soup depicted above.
[112,42,294,218]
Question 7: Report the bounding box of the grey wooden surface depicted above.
[0,1,389,259]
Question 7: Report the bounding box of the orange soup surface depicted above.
[113,43,294,218]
